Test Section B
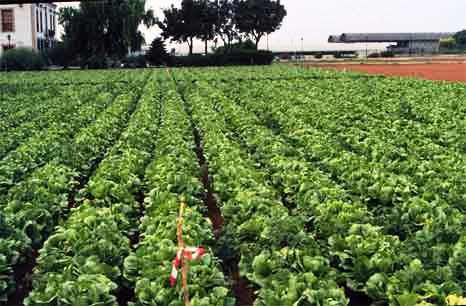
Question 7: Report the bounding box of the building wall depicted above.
[388,40,441,54]
[33,3,57,52]
[0,3,56,56]
[0,4,34,54]
[408,41,440,53]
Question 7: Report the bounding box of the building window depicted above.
[37,38,43,50]
[45,9,48,33]
[1,9,14,33]
[39,9,43,32]
[37,38,45,50]
[36,9,39,32]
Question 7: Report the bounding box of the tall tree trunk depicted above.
[226,35,232,54]
[254,33,263,50]
[188,37,194,56]
[220,36,228,54]
[205,39,208,55]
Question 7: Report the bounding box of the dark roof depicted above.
[329,32,454,43]
[328,35,343,43]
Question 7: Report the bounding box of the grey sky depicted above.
[60,0,466,53]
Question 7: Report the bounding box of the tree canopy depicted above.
[157,0,205,56]
[59,0,155,60]
[146,37,169,65]
[215,0,239,52]
[454,30,466,48]
[158,0,287,54]
[233,0,287,48]
[58,0,287,60]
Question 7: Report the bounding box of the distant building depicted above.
[0,3,57,55]
[328,32,454,54]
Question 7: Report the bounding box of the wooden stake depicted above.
[177,199,190,306]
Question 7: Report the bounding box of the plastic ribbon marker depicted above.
[170,199,206,306]
[169,246,206,287]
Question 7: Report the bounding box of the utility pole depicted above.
[294,38,298,64]
[366,35,368,59]
[301,37,304,62]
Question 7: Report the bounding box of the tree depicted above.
[439,37,457,50]
[58,6,85,59]
[47,41,71,67]
[146,37,169,65]
[158,0,204,56]
[454,30,466,48]
[213,38,255,54]
[214,0,239,53]
[59,0,155,60]
[197,0,217,55]
[121,0,156,54]
[233,0,286,49]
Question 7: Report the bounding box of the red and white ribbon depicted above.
[170,247,206,287]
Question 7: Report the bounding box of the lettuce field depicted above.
[1,66,466,306]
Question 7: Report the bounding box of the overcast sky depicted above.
[60,0,466,53]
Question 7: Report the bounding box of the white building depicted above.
[0,3,57,55]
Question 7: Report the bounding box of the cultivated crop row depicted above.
[2,66,466,306]
[179,75,348,305]
[0,89,68,133]
[23,73,157,305]
[124,78,234,305]
[0,86,116,159]
[0,76,148,303]
[204,69,466,305]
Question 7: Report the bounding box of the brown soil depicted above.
[345,287,377,306]
[3,250,38,306]
[310,62,466,83]
[231,270,257,306]
[191,129,256,306]
[170,71,256,306]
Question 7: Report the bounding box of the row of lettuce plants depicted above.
[123,78,235,306]
[179,74,349,305]
[0,74,149,303]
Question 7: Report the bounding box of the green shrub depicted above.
[46,42,72,67]
[380,51,395,58]
[0,48,45,71]
[146,37,169,66]
[84,55,108,69]
[440,37,457,50]
[454,30,466,48]
[170,50,274,67]
[214,39,257,54]
[123,54,146,68]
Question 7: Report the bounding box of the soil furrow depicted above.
[2,77,149,306]
[118,77,164,306]
[169,71,256,306]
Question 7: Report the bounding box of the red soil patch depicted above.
[314,63,466,83]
